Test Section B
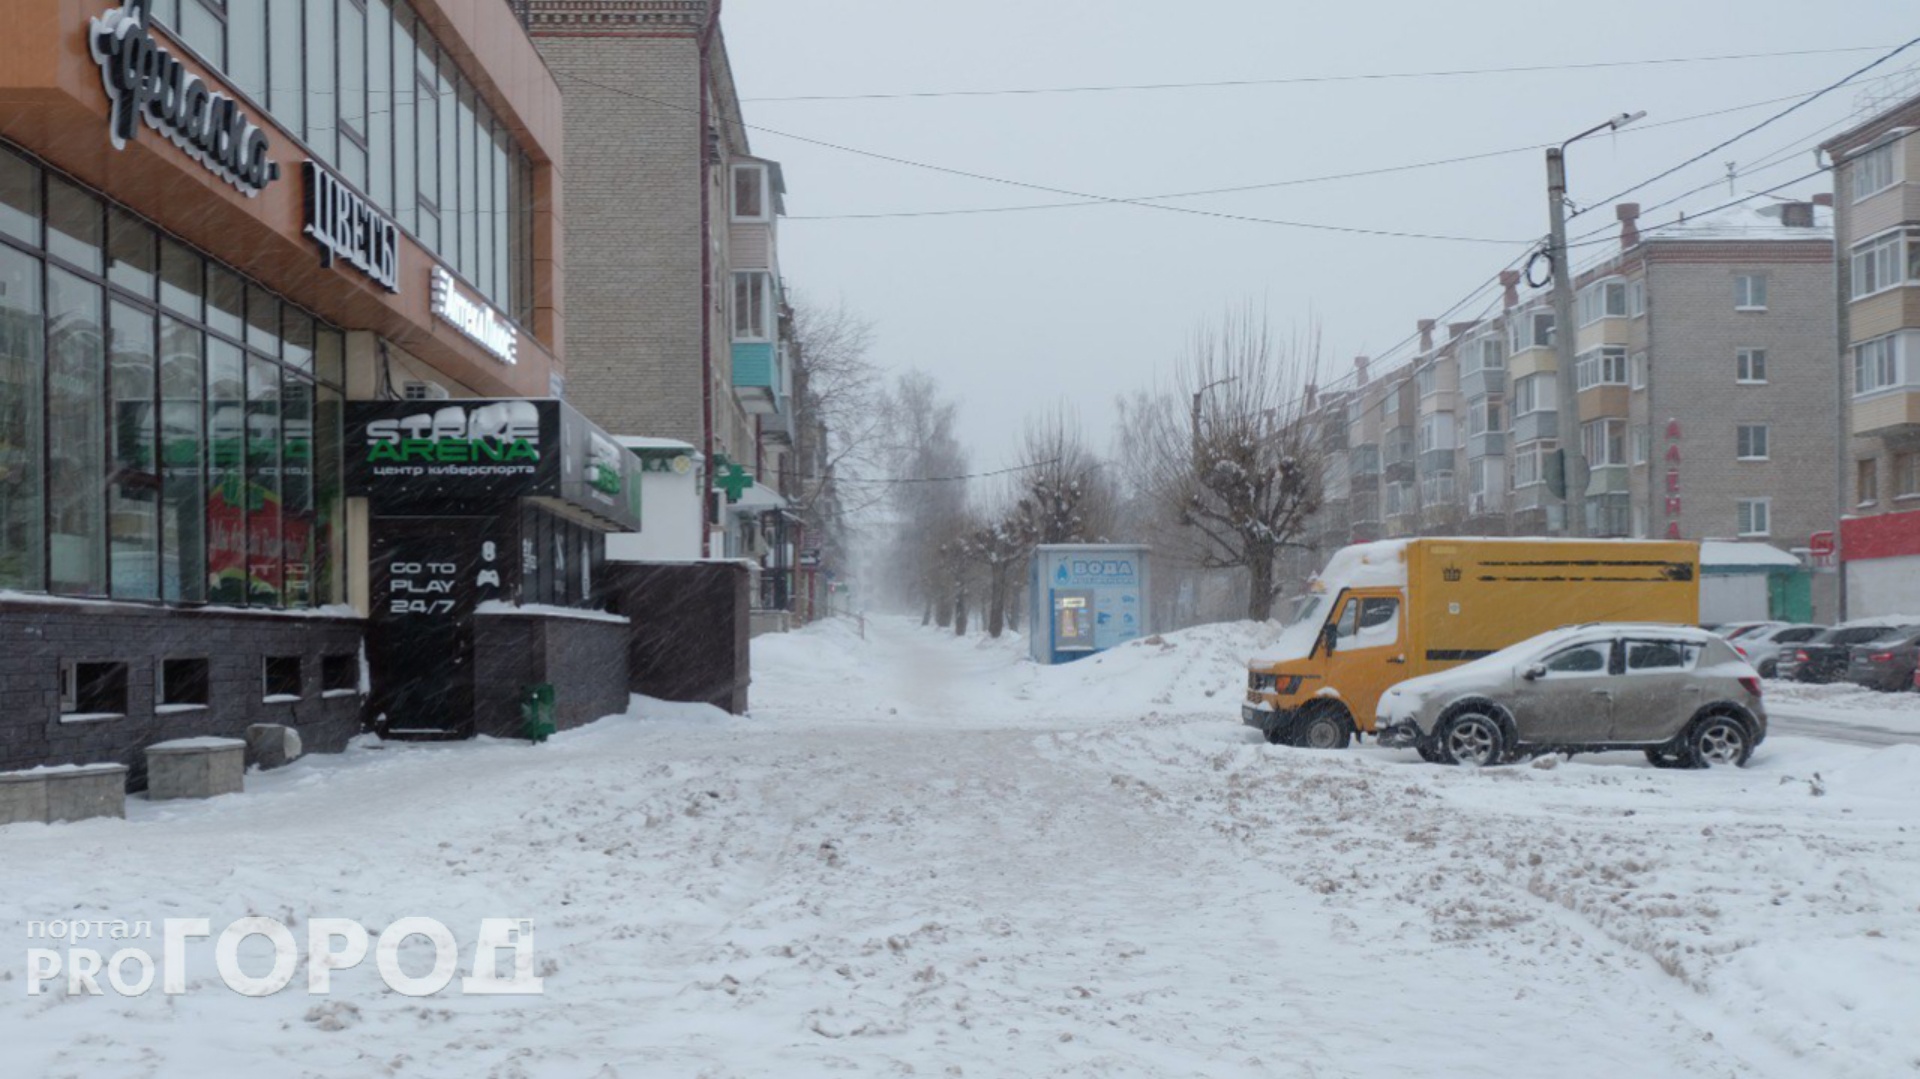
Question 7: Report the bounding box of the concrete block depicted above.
[245,725,304,771]
[45,765,129,822]
[0,771,49,826]
[146,738,247,801]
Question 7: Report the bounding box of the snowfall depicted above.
[3,617,1919,1078]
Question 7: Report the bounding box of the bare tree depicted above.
[877,371,970,624]
[1127,306,1324,622]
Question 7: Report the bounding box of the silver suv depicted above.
[1375,624,1765,768]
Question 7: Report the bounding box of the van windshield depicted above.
[1283,594,1325,629]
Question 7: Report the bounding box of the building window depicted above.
[1735,274,1767,311]
[1852,333,1904,396]
[1577,279,1628,326]
[1462,336,1504,375]
[1736,348,1767,384]
[1737,498,1771,537]
[1583,419,1626,467]
[1575,346,1628,390]
[1630,351,1648,390]
[1736,424,1769,461]
[1514,441,1556,488]
[1416,364,1438,399]
[1850,230,1905,299]
[1857,457,1879,506]
[1510,309,1555,352]
[159,658,210,708]
[1898,452,1920,500]
[732,164,769,221]
[1513,372,1555,415]
[60,659,128,718]
[322,653,359,694]
[1851,140,1899,202]
[263,655,303,700]
[732,272,770,340]
[0,146,342,610]
[1632,424,1650,466]
[1628,279,1645,318]
[1383,388,1399,419]
[1467,399,1503,436]
[1417,413,1455,454]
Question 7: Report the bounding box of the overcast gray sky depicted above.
[723,1,1919,468]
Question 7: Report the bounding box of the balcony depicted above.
[1349,443,1381,478]
[732,341,788,415]
[1512,410,1559,445]
[1584,464,1630,497]
[1459,365,1506,401]
[1853,389,1920,437]
[1418,446,1456,474]
[1466,431,1507,459]
[1383,431,1416,482]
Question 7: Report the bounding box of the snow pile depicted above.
[1766,679,1920,737]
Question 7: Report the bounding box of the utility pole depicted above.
[1546,146,1588,537]
[1546,110,1644,538]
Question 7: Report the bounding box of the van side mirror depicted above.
[1321,623,1338,655]
[1523,664,1546,681]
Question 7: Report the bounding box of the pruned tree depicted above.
[785,296,886,585]
[1126,306,1324,622]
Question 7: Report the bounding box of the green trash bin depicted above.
[520,683,557,743]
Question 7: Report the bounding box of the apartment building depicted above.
[528,0,799,570]
[1324,199,1835,618]
[1822,94,1920,617]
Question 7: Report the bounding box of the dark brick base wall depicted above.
[605,562,751,714]
[0,600,366,781]
[472,614,631,738]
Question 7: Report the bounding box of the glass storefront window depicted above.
[226,1,267,104]
[281,373,315,608]
[46,178,103,275]
[267,0,305,137]
[306,0,337,165]
[314,382,344,606]
[207,337,246,604]
[206,265,243,339]
[458,81,478,287]
[0,147,39,246]
[0,245,43,591]
[107,207,157,299]
[367,0,393,213]
[179,0,226,69]
[281,308,313,373]
[246,356,282,608]
[160,317,205,603]
[159,238,202,319]
[0,148,342,609]
[47,268,106,595]
[108,301,159,600]
[391,2,416,232]
[438,59,458,274]
[246,284,280,356]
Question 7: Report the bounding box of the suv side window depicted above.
[1626,639,1701,672]
[1540,642,1610,677]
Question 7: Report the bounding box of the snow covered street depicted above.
[4,616,1919,1077]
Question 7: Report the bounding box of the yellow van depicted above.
[1243,538,1699,749]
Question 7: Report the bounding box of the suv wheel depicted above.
[1440,710,1507,768]
[1683,714,1753,768]
[1294,705,1353,750]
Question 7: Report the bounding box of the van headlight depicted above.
[1249,673,1303,694]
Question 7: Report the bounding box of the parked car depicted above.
[1719,621,1785,641]
[1375,624,1765,769]
[1780,622,1920,683]
[1730,623,1826,677]
[1845,627,1920,692]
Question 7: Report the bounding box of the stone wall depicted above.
[0,600,364,782]
[472,612,632,737]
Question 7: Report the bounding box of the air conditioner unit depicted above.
[402,380,451,401]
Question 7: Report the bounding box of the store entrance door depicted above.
[367,516,499,738]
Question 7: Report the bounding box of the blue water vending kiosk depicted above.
[1028,544,1152,664]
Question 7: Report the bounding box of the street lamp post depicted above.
[1547,110,1644,537]
[1190,376,1239,459]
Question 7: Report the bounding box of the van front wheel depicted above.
[1294,704,1353,750]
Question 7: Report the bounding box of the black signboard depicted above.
[367,516,506,737]
[345,399,643,532]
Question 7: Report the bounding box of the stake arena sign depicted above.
[88,0,279,196]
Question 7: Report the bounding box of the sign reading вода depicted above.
[430,267,517,366]
[304,160,399,291]
[87,0,279,196]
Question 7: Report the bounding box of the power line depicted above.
[783,77,1900,224]
[742,46,1896,103]
[1569,35,1920,219]
[553,70,1523,244]
[827,459,1063,486]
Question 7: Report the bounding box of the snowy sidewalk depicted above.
[1,616,1915,1077]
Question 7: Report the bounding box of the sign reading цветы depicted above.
[304,160,399,291]
[430,266,517,366]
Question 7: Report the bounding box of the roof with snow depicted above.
[1700,540,1804,570]
[1642,201,1832,243]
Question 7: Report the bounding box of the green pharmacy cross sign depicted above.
[713,457,754,504]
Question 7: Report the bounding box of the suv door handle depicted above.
[1590,689,1612,698]
[1388,655,1406,664]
